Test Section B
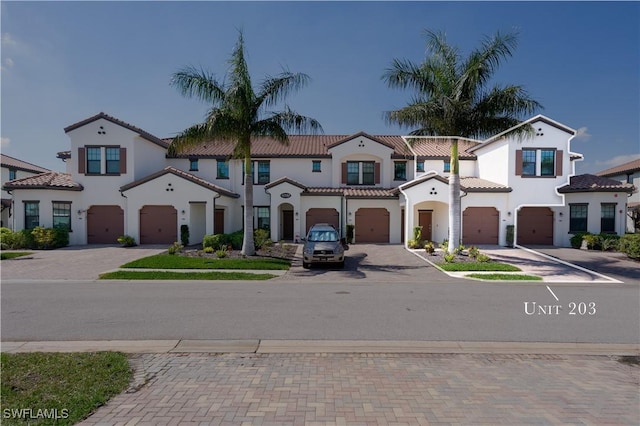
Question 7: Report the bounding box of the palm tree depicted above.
[169,32,322,255]
[383,30,541,254]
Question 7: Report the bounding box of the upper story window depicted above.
[344,161,378,185]
[52,202,71,232]
[627,174,633,184]
[416,161,424,173]
[217,160,229,179]
[24,201,39,229]
[79,146,126,176]
[105,147,121,174]
[86,147,102,174]
[8,169,16,180]
[242,160,270,185]
[394,162,407,181]
[601,203,616,233]
[443,161,451,173]
[189,158,199,172]
[312,160,321,172]
[569,204,588,233]
[517,148,562,178]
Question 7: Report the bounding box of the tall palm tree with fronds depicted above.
[383,29,541,254]
[169,32,322,255]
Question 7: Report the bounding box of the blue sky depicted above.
[2,1,638,174]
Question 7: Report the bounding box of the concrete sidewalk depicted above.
[3,339,639,355]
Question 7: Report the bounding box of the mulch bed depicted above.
[180,243,298,261]
[414,248,485,264]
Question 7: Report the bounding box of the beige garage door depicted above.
[140,205,177,244]
[463,207,499,245]
[518,207,553,245]
[355,208,390,243]
[305,208,339,233]
[87,205,124,244]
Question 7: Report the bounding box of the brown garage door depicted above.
[140,205,177,244]
[87,205,124,244]
[355,208,390,243]
[305,208,339,233]
[518,207,553,245]
[463,207,499,245]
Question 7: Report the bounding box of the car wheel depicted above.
[303,261,310,269]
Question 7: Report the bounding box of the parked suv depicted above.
[302,224,345,269]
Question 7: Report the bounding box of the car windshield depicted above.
[308,230,339,242]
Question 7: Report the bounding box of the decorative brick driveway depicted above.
[81,353,639,425]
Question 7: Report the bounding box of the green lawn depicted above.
[1,352,131,426]
[100,270,277,280]
[121,254,290,270]
[438,262,521,272]
[1,252,33,260]
[466,273,542,281]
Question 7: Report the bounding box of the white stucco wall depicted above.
[328,136,394,187]
[347,198,402,244]
[265,181,305,242]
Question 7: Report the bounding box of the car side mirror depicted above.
[300,238,306,242]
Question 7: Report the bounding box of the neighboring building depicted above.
[1,154,50,229]
[596,158,640,232]
[3,112,635,247]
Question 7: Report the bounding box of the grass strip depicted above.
[466,273,542,281]
[99,270,276,280]
[1,352,131,426]
[438,262,521,272]
[121,254,290,270]
[1,252,33,260]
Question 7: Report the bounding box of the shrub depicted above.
[506,225,514,248]
[216,246,228,258]
[346,224,355,244]
[424,241,435,254]
[117,235,137,247]
[583,234,602,250]
[203,234,227,249]
[407,239,421,249]
[619,234,640,259]
[443,253,456,263]
[203,246,214,254]
[229,230,244,249]
[570,232,589,249]
[167,241,183,255]
[30,226,69,249]
[0,227,18,249]
[454,244,465,254]
[468,246,480,259]
[413,226,423,244]
[476,253,491,263]
[440,239,449,250]
[180,225,189,246]
[254,228,272,249]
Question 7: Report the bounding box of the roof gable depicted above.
[596,158,640,177]
[557,174,636,193]
[3,172,83,191]
[1,154,50,174]
[326,131,396,150]
[120,166,239,198]
[64,112,169,149]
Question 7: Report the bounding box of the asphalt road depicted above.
[2,278,639,343]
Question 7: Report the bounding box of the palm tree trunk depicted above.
[242,152,256,256]
[447,138,461,254]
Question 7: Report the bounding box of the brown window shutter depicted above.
[120,147,127,174]
[374,163,381,184]
[555,150,563,176]
[515,150,522,176]
[78,148,86,174]
[341,163,348,184]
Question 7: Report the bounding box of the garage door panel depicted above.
[87,205,124,244]
[518,207,553,245]
[355,208,390,243]
[462,207,499,245]
[305,208,339,233]
[140,205,177,244]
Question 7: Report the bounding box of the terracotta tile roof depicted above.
[264,177,307,190]
[64,112,170,149]
[1,154,50,174]
[168,133,414,159]
[407,138,480,160]
[596,159,640,177]
[459,177,512,193]
[3,172,83,191]
[557,174,636,193]
[299,187,398,198]
[119,166,239,198]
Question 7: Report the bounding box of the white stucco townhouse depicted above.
[1,154,50,229]
[3,112,635,247]
[596,159,640,233]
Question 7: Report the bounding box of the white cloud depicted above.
[594,153,640,169]
[1,57,14,71]
[574,126,592,141]
[1,33,17,47]
[0,137,10,149]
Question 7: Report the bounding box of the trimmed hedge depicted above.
[0,226,68,250]
[619,234,640,260]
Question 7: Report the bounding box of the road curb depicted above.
[2,340,638,356]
